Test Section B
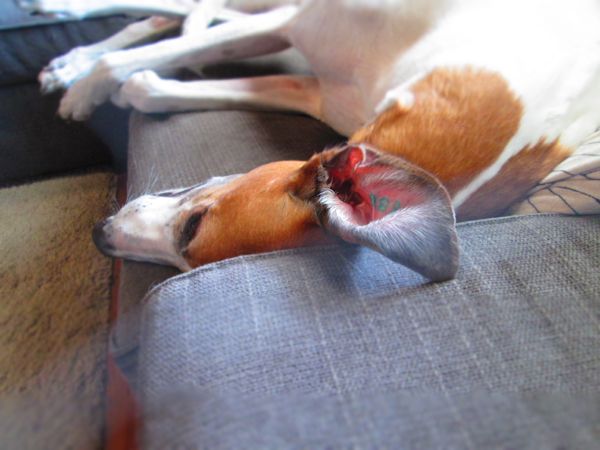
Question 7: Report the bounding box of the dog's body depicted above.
[24,0,600,280]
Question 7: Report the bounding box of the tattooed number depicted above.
[370,193,402,215]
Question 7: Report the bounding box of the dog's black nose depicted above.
[92,219,115,255]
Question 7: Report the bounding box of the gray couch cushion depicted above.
[126,108,340,198]
[138,214,600,449]
[141,391,599,450]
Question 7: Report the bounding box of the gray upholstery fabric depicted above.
[113,108,342,355]
[138,214,600,449]
[142,391,600,450]
[126,108,341,199]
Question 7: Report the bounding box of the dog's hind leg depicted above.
[19,0,197,19]
[38,0,235,94]
[91,0,303,19]
[40,17,182,93]
[58,6,298,120]
[115,71,322,119]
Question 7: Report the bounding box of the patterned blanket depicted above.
[510,130,600,216]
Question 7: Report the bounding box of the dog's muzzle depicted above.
[92,218,116,256]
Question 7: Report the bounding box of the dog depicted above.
[23,0,600,281]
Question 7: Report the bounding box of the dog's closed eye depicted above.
[179,211,205,251]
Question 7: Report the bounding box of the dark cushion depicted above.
[0,4,134,182]
[0,84,111,183]
[138,213,600,449]
[0,2,132,86]
[0,2,78,29]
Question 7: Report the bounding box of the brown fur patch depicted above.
[457,140,572,220]
[183,160,328,267]
[350,67,524,197]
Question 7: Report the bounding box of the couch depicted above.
[114,106,600,449]
[5,8,600,449]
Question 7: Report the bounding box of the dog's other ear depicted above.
[315,144,459,282]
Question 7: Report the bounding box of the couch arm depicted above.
[136,213,600,449]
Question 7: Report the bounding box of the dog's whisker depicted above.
[141,164,160,197]
[109,197,121,214]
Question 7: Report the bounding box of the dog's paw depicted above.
[114,70,172,113]
[58,55,124,120]
[39,47,101,93]
[18,0,89,19]
[59,80,111,121]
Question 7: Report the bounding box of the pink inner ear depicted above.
[327,147,421,225]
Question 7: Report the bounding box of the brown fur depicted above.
[350,67,575,218]
[182,160,329,266]
[351,68,525,202]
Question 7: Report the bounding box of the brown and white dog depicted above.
[23,0,600,280]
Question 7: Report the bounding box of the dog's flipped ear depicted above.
[314,144,459,282]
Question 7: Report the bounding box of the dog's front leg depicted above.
[114,71,322,119]
[40,17,181,94]
[58,6,297,120]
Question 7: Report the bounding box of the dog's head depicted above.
[94,144,459,281]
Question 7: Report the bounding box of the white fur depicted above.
[105,194,191,269]
[29,0,600,207]
[102,175,241,269]
[115,70,321,115]
[182,0,227,35]
[36,0,597,276]
[53,5,296,119]
[295,0,600,206]
[39,17,181,93]
[20,0,197,19]
[395,0,600,208]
